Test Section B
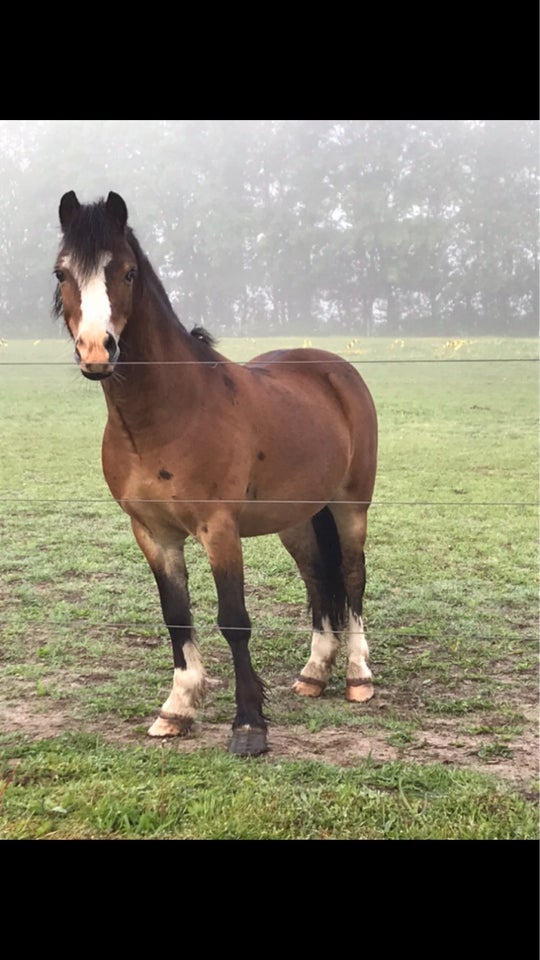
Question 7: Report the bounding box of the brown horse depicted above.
[53,190,378,756]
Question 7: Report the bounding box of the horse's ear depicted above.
[59,191,80,231]
[106,191,128,231]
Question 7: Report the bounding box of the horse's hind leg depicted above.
[328,503,374,702]
[130,519,206,737]
[279,516,342,697]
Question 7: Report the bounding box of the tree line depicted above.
[0,119,537,338]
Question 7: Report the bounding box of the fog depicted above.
[0,119,537,339]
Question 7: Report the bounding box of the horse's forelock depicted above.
[61,200,128,281]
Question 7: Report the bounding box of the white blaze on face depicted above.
[63,253,113,340]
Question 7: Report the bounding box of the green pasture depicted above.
[0,336,538,839]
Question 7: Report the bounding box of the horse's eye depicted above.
[54,269,65,282]
[125,268,137,283]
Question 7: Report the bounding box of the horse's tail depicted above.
[310,507,347,632]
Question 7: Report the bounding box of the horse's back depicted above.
[248,346,355,370]
[247,347,377,428]
[248,347,370,386]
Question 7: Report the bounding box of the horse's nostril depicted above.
[104,333,118,360]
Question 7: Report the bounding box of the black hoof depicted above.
[229,725,269,756]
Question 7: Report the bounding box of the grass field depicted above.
[0,335,538,839]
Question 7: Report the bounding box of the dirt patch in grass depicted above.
[1,615,537,793]
[2,687,538,792]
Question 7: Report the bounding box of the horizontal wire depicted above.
[0,618,536,641]
[0,497,537,506]
[1,357,538,367]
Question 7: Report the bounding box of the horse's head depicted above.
[55,191,138,380]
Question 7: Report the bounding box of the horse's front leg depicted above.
[130,518,206,738]
[199,513,268,756]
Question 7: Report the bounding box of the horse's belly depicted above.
[238,499,326,537]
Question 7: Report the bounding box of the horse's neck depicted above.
[102,294,203,428]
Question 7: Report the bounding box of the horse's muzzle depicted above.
[76,338,120,379]
[80,364,117,380]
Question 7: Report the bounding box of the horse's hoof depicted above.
[147,711,194,738]
[229,725,269,756]
[292,675,326,698]
[345,678,374,703]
